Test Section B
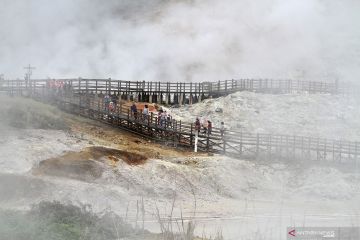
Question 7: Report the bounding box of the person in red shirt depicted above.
[207,120,212,135]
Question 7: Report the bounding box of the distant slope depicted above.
[169,91,360,141]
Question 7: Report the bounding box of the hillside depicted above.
[169,91,360,141]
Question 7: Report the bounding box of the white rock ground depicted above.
[1,92,360,239]
[168,92,360,141]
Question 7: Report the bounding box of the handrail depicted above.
[45,90,360,161]
[1,78,341,95]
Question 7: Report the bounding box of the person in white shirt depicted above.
[142,104,149,122]
[220,121,225,137]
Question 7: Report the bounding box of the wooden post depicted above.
[194,132,198,153]
[256,133,260,157]
[316,138,320,161]
[79,93,82,114]
[268,134,272,160]
[293,135,296,160]
[288,79,291,93]
[179,83,183,106]
[324,139,327,161]
[206,135,210,152]
[223,137,226,153]
[301,136,304,159]
[339,141,342,163]
[98,98,100,119]
[190,123,193,146]
[239,131,243,155]
[42,84,45,100]
[198,83,202,102]
[127,81,130,101]
[355,142,358,164]
[286,135,289,158]
[190,82,193,105]
[95,80,98,94]
[167,82,170,104]
[108,78,112,95]
[127,109,130,127]
[355,142,359,170]
[78,77,81,94]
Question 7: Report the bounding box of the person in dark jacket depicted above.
[195,118,201,134]
[111,94,118,106]
[131,102,138,120]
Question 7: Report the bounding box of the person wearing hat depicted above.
[131,102,138,120]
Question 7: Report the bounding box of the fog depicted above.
[0,0,359,82]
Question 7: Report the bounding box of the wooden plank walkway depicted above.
[28,88,359,166]
[1,78,339,106]
[1,78,359,165]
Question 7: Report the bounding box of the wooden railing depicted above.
[2,78,359,165]
[1,78,340,96]
[27,88,359,165]
[69,78,338,94]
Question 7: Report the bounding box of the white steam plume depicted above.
[0,0,359,82]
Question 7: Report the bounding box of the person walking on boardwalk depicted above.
[131,102,138,120]
[157,109,162,125]
[195,117,201,135]
[220,121,225,137]
[143,104,149,123]
[160,110,166,128]
[109,102,115,113]
[202,118,208,134]
[108,101,115,121]
[207,120,212,135]
[104,94,110,111]
[111,94,118,106]
[166,111,172,127]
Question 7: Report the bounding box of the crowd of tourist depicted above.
[130,102,174,128]
[194,117,224,136]
[101,94,225,137]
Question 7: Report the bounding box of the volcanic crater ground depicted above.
[33,146,149,181]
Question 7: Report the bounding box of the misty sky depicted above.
[0,0,359,82]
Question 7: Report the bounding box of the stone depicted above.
[215,107,223,113]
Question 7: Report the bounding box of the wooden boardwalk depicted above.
[1,78,359,165]
[1,78,339,106]
[36,89,360,166]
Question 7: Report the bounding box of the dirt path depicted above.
[64,114,204,160]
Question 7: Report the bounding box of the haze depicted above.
[0,0,359,82]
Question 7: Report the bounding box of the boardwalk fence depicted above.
[1,78,359,165]
[0,78,341,106]
[31,88,360,165]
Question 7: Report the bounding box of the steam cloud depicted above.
[0,0,359,82]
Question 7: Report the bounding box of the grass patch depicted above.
[0,96,68,130]
[0,201,134,240]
